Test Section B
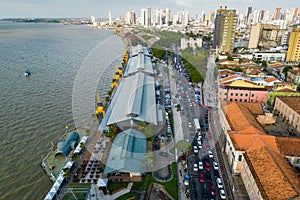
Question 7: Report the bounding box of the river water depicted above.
[0,22,124,199]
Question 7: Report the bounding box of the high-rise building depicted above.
[125,11,131,25]
[246,6,252,24]
[130,10,136,25]
[108,10,112,25]
[286,27,300,61]
[248,23,261,48]
[274,7,281,20]
[294,8,299,18]
[214,6,238,52]
[140,8,147,26]
[147,6,152,26]
[166,8,171,25]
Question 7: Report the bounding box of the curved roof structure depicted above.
[55,132,80,157]
[104,129,147,174]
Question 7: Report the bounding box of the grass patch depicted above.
[132,162,178,200]
[115,192,140,200]
[63,192,86,200]
[142,35,153,41]
[107,182,128,193]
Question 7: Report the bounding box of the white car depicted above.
[188,122,192,128]
[193,163,198,171]
[197,139,202,148]
[219,189,226,199]
[213,161,218,170]
[198,161,204,170]
[216,178,224,189]
[208,150,214,158]
[193,146,198,153]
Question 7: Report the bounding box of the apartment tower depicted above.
[214,6,237,53]
[286,27,300,61]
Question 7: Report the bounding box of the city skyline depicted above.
[0,0,299,19]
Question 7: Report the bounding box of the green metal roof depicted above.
[55,132,80,157]
[104,129,147,174]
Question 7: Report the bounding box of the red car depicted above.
[210,185,216,196]
[205,162,211,171]
[199,173,205,183]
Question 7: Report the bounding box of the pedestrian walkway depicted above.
[86,182,133,200]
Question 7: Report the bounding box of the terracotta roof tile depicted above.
[265,77,278,83]
[228,132,278,151]
[277,96,300,115]
[224,102,265,134]
[276,137,300,157]
[276,88,297,92]
[245,147,300,200]
[220,74,239,84]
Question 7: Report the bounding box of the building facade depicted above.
[273,96,300,133]
[286,27,300,61]
[214,6,237,53]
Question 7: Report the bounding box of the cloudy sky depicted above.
[0,0,299,18]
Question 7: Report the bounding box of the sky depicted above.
[0,0,299,19]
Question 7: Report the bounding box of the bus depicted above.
[194,118,201,132]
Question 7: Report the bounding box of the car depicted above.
[205,162,211,171]
[206,172,212,181]
[210,185,216,196]
[197,139,202,148]
[214,169,219,177]
[213,161,218,170]
[198,161,203,170]
[208,150,214,158]
[189,103,193,107]
[199,173,205,183]
[202,189,208,198]
[216,178,224,189]
[193,146,198,153]
[219,189,226,199]
[188,122,192,128]
[193,163,198,171]
[203,155,209,163]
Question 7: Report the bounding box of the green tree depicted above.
[63,168,71,178]
[108,125,116,140]
[176,140,192,154]
[138,121,148,131]
[262,60,267,67]
[227,56,234,61]
[144,123,155,139]
[283,66,293,78]
[215,58,219,62]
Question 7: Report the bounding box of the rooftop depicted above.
[276,137,300,157]
[103,129,147,174]
[276,96,300,115]
[228,132,278,151]
[224,102,265,135]
[245,147,300,200]
[125,53,154,76]
[106,72,157,126]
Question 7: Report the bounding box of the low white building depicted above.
[254,52,286,61]
[180,37,202,50]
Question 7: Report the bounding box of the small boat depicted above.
[24,69,31,77]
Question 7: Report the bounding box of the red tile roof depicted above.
[276,137,300,157]
[224,102,265,135]
[265,77,278,83]
[219,74,239,84]
[245,147,300,200]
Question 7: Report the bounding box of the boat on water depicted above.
[24,69,31,77]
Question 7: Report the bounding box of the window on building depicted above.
[230,98,233,102]
[240,93,243,96]
[244,99,247,102]
[238,155,243,161]
[236,93,238,96]
[240,99,243,102]
[250,99,254,102]
[296,159,300,164]
[251,94,254,97]
[235,99,238,102]
[231,93,233,96]
[245,94,248,96]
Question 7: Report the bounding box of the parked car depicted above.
[213,161,218,170]
[206,172,212,181]
[205,162,211,171]
[216,178,224,189]
[193,146,198,153]
[193,163,198,172]
[219,189,226,199]
[210,185,216,196]
[198,161,203,170]
[208,150,214,158]
[199,173,205,183]
[202,189,208,199]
